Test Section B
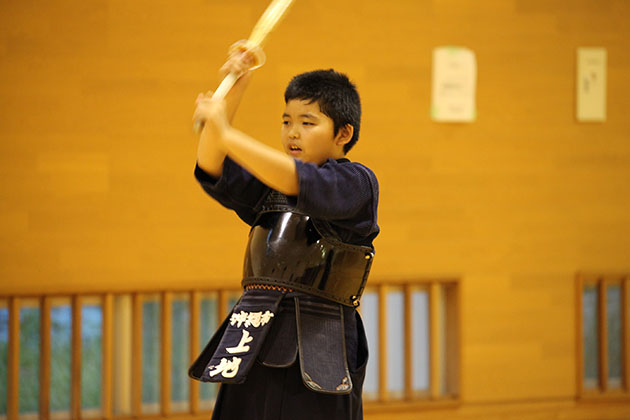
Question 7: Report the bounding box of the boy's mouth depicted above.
[288,144,302,155]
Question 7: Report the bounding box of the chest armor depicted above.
[241,191,374,307]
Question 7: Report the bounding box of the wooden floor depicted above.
[365,399,630,420]
[168,399,630,420]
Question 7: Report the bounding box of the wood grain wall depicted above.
[1,0,629,414]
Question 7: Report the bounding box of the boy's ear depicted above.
[335,124,354,147]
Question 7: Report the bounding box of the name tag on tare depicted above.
[206,309,275,380]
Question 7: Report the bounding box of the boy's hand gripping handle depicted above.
[192,73,238,134]
[192,41,266,134]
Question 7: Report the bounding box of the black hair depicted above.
[284,69,361,154]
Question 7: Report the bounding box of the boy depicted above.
[189,46,379,420]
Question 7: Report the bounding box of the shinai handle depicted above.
[192,72,239,134]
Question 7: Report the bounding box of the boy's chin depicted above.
[286,152,305,162]
[284,153,325,165]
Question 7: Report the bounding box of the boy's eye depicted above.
[302,122,314,126]
[282,121,290,125]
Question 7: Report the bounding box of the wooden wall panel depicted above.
[1,0,630,412]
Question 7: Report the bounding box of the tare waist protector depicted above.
[242,211,374,307]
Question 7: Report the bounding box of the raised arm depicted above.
[194,48,255,177]
[222,126,299,196]
[196,94,299,196]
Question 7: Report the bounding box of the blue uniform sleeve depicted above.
[294,158,379,242]
[194,157,270,226]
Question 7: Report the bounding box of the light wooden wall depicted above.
[1,0,629,414]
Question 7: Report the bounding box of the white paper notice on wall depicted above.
[577,47,607,122]
[431,46,477,122]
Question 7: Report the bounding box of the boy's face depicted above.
[281,99,340,165]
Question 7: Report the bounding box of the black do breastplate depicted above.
[241,196,374,306]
